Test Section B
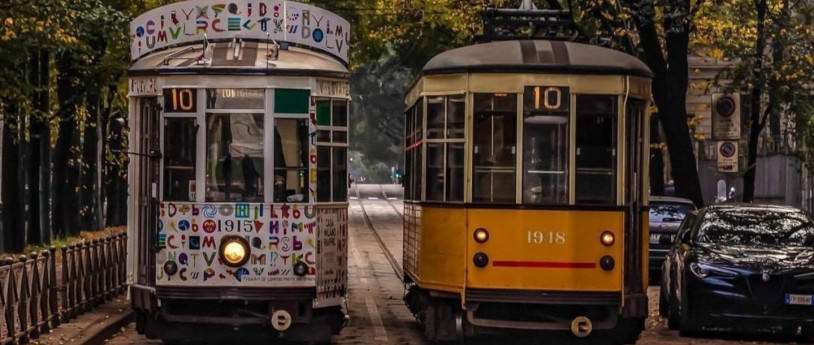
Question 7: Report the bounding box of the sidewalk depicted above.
[31,298,133,345]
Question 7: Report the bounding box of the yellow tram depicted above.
[402,38,653,343]
[125,1,350,342]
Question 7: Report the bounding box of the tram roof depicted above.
[422,40,653,78]
[129,41,349,78]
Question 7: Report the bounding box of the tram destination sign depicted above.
[164,88,198,113]
[130,1,351,64]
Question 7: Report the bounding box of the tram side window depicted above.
[472,93,517,204]
[274,118,310,203]
[575,95,617,204]
[404,99,423,201]
[205,113,265,202]
[163,118,197,201]
[425,95,465,202]
[522,87,570,204]
[316,99,350,202]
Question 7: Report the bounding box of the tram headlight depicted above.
[600,256,615,271]
[473,252,489,268]
[219,236,250,267]
[600,231,615,246]
[473,228,489,243]
[294,262,309,277]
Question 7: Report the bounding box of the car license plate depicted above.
[785,294,814,306]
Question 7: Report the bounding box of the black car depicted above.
[649,196,696,281]
[660,204,814,339]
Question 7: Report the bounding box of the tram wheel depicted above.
[611,317,644,345]
[135,310,147,334]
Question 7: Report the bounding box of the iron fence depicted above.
[0,233,127,345]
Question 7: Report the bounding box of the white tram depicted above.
[126,1,350,342]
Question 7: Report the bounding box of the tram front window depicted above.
[522,87,569,204]
[274,118,310,203]
[163,118,197,201]
[473,93,517,204]
[205,113,265,202]
[575,95,617,204]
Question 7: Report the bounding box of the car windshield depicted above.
[697,208,814,246]
[650,202,694,222]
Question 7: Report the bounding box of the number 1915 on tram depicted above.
[126,1,351,342]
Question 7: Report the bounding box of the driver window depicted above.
[274,118,310,203]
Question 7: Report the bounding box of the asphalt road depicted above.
[105,185,796,345]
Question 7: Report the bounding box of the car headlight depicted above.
[690,262,737,279]
[220,236,250,267]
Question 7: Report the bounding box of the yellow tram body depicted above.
[402,40,653,343]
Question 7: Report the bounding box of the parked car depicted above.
[649,196,696,282]
[660,204,814,339]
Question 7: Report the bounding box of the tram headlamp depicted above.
[600,256,615,271]
[600,231,615,246]
[473,228,490,243]
[163,261,179,276]
[219,236,250,267]
[294,262,309,277]
[473,252,489,268]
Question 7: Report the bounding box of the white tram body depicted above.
[126,1,350,341]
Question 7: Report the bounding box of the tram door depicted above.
[624,99,647,292]
[136,97,161,286]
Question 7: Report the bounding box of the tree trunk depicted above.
[628,0,704,206]
[54,51,84,238]
[742,0,768,203]
[80,88,101,231]
[2,104,25,252]
[29,49,52,245]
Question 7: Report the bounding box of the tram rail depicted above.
[355,187,404,283]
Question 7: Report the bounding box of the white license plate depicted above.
[785,294,814,306]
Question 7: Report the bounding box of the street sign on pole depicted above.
[717,141,738,173]
[712,93,740,140]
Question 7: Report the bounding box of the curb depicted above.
[75,309,135,345]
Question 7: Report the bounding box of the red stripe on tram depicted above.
[405,140,423,150]
[492,261,597,269]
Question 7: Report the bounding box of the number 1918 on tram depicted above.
[126,1,351,342]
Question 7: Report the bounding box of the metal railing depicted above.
[0,233,127,345]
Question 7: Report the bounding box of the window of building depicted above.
[316,99,350,202]
[522,86,570,204]
[575,95,617,204]
[473,93,517,203]
[163,117,197,201]
[274,118,310,203]
[205,113,265,202]
[425,95,465,202]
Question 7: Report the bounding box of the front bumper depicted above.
[685,273,814,333]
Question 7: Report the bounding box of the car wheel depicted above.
[667,278,680,330]
[678,281,700,337]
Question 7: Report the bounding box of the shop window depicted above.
[163,117,197,201]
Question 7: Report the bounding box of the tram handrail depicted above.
[0,232,128,344]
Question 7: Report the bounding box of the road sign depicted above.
[712,93,741,140]
[717,141,738,173]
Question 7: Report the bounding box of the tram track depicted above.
[355,186,404,282]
